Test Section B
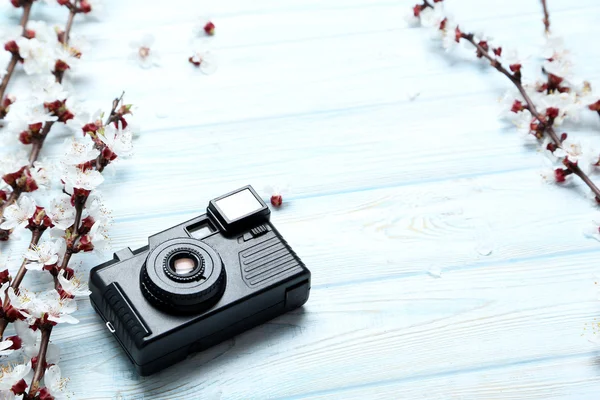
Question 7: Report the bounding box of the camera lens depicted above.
[167,252,200,276]
[141,238,225,314]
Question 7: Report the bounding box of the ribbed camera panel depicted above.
[240,237,302,287]
[103,283,150,348]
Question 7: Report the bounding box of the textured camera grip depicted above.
[102,283,151,348]
[239,235,304,287]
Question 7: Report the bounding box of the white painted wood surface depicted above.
[2,0,600,398]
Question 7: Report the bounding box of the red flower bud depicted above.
[188,56,201,67]
[546,142,557,153]
[57,0,70,5]
[29,122,43,134]
[82,122,99,136]
[560,133,568,142]
[548,73,564,87]
[554,168,571,183]
[270,194,283,208]
[204,21,215,36]
[0,269,10,284]
[77,234,95,252]
[71,188,91,206]
[439,18,447,31]
[63,267,75,280]
[80,216,95,235]
[23,29,36,39]
[546,107,559,119]
[476,40,489,58]
[101,146,118,162]
[509,63,522,73]
[10,379,27,395]
[39,387,55,400]
[2,167,38,193]
[493,47,502,57]
[55,59,70,73]
[59,109,74,123]
[19,131,32,145]
[589,100,600,112]
[4,40,19,55]
[412,4,423,17]
[454,26,462,43]
[6,335,22,350]
[511,100,525,113]
[79,0,92,13]
[3,305,25,322]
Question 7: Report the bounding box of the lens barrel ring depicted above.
[141,238,226,313]
[162,247,206,283]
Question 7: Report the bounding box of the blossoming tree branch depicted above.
[0,0,137,397]
[409,0,600,205]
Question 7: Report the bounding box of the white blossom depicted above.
[58,271,91,298]
[129,34,160,69]
[26,290,79,325]
[189,46,217,75]
[44,365,69,400]
[419,4,445,29]
[4,99,57,126]
[554,139,583,162]
[47,194,76,231]
[61,165,104,193]
[99,125,133,157]
[0,196,36,231]
[584,219,600,242]
[29,161,53,189]
[24,240,63,271]
[27,21,58,45]
[0,360,32,392]
[29,76,68,104]
[16,37,54,75]
[61,139,100,166]
[0,340,14,357]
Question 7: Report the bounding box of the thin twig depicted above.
[27,325,52,397]
[540,0,551,34]
[0,1,34,106]
[0,56,19,106]
[106,91,125,125]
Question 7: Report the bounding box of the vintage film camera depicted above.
[89,186,311,375]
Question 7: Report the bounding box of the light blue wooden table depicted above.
[2,0,600,398]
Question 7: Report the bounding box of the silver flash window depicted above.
[207,186,270,234]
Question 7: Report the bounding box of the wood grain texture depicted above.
[2,0,600,399]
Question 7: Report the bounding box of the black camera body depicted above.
[89,186,311,375]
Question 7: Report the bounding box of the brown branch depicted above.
[106,91,125,125]
[27,325,52,397]
[0,56,19,107]
[0,0,34,107]
[540,0,551,34]
[458,32,600,199]
[64,7,77,44]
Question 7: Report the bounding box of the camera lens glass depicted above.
[169,253,198,276]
